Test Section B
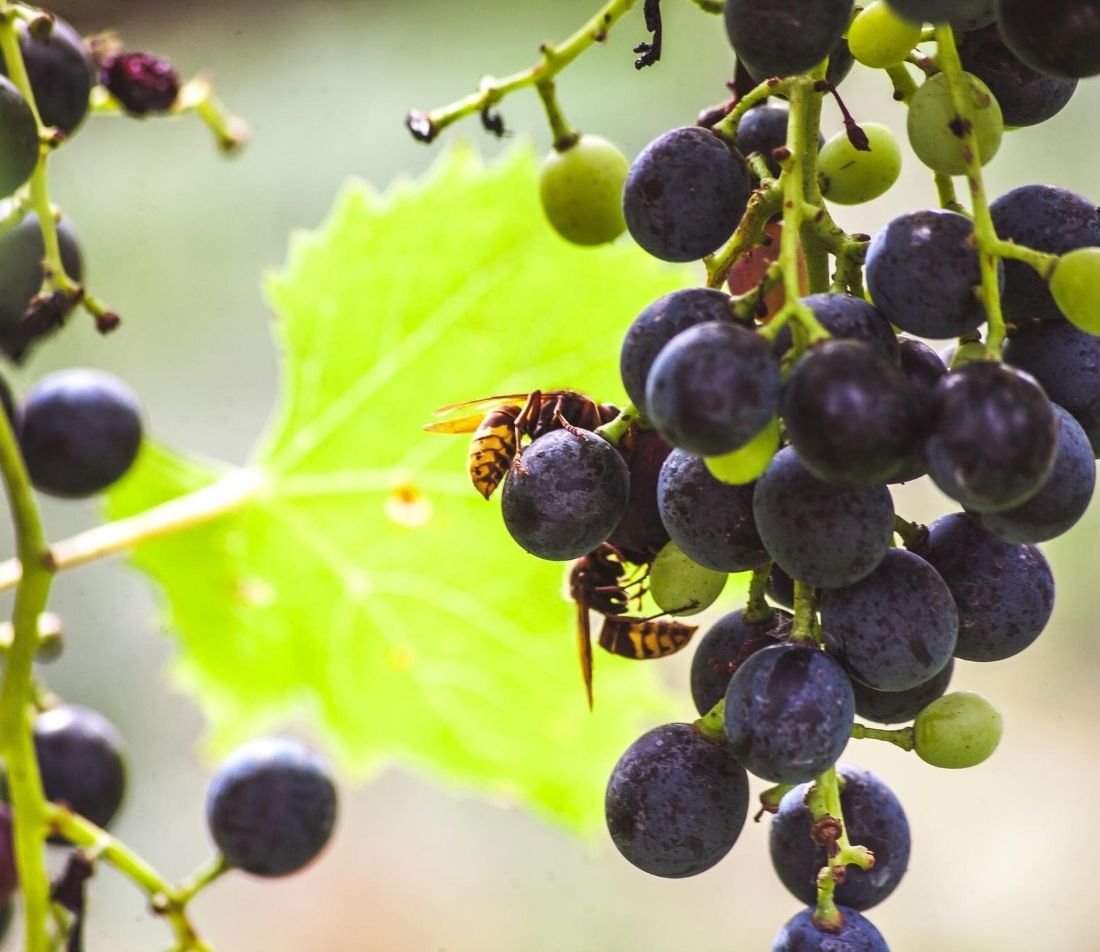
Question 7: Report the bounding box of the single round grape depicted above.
[646,321,781,457]
[622,126,750,262]
[605,723,749,878]
[922,513,1053,661]
[724,0,854,79]
[607,429,672,561]
[889,336,947,483]
[657,449,769,573]
[723,642,854,783]
[773,293,899,364]
[818,122,902,205]
[620,288,734,415]
[736,105,825,179]
[1051,247,1100,335]
[865,209,989,339]
[765,563,795,610]
[821,548,958,691]
[772,904,889,952]
[783,340,918,487]
[770,765,910,911]
[1004,319,1100,455]
[885,0,995,29]
[0,76,38,198]
[913,691,1002,768]
[20,370,144,498]
[753,447,895,589]
[206,737,337,877]
[34,704,126,831]
[852,657,955,724]
[705,416,779,485]
[990,184,1100,326]
[958,24,1077,128]
[690,607,791,715]
[849,3,922,69]
[908,71,1003,175]
[0,17,96,135]
[539,134,628,246]
[649,541,727,617]
[501,428,629,561]
[926,362,1058,512]
[997,0,1100,80]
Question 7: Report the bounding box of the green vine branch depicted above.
[807,767,874,931]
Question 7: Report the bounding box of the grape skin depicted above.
[968,404,1096,543]
[885,0,994,29]
[1004,318,1100,456]
[604,723,749,879]
[913,691,1002,769]
[772,904,889,952]
[848,4,922,70]
[690,607,792,715]
[889,336,946,484]
[0,77,39,198]
[852,657,954,725]
[773,293,900,364]
[770,765,911,911]
[1051,248,1100,335]
[737,104,824,178]
[907,72,1002,175]
[820,548,958,692]
[620,288,734,415]
[649,541,727,617]
[607,429,672,560]
[996,0,1100,80]
[724,0,854,80]
[818,122,902,205]
[865,209,989,339]
[622,126,750,263]
[657,449,769,573]
[921,513,1054,662]
[501,428,629,562]
[723,642,855,784]
[753,447,895,589]
[539,134,628,246]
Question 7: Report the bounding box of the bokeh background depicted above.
[1,1,1099,949]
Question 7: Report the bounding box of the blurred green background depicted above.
[1,0,1099,949]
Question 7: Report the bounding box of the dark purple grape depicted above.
[925,362,1057,512]
[821,549,957,691]
[958,25,1077,127]
[0,76,38,197]
[774,294,899,364]
[770,765,910,911]
[753,447,895,589]
[34,705,126,830]
[0,804,14,902]
[0,17,96,136]
[607,429,672,560]
[620,288,734,415]
[101,52,181,115]
[605,723,749,878]
[20,369,143,498]
[1004,319,1100,455]
[783,340,918,487]
[736,104,825,178]
[723,642,854,783]
[766,562,795,609]
[646,321,780,456]
[889,337,947,484]
[996,0,1100,79]
[922,513,1054,662]
[657,450,768,572]
[990,185,1100,326]
[690,608,792,715]
[622,126,750,262]
[886,0,994,28]
[826,36,855,86]
[865,209,989,339]
[772,904,889,951]
[206,738,337,877]
[501,428,629,561]
[968,404,1095,542]
[852,658,955,724]
[724,0,854,79]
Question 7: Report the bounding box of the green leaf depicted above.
[106,144,709,833]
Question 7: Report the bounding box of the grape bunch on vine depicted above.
[410,0,1100,947]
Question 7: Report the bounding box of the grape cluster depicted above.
[415,0,1100,947]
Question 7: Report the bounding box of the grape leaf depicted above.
[105,144,721,832]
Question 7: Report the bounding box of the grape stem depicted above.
[594,402,640,445]
[683,0,724,13]
[893,515,928,551]
[808,766,875,931]
[405,0,641,144]
[693,698,726,742]
[851,722,915,751]
[790,581,819,645]
[704,181,783,289]
[534,78,579,152]
[743,563,772,622]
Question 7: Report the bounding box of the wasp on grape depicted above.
[424,389,618,500]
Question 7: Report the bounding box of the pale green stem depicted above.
[851,722,916,751]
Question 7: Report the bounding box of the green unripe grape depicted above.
[914,691,1003,769]
[0,76,40,198]
[539,134,629,246]
[1051,247,1100,335]
[818,122,902,205]
[907,72,1003,176]
[704,416,779,485]
[849,2,923,69]
[649,542,727,617]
